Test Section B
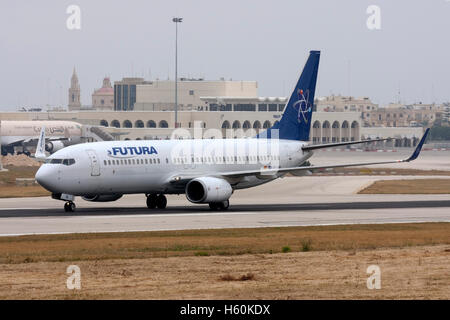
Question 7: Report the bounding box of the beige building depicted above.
[0,107,423,147]
[316,95,378,113]
[443,103,450,125]
[92,77,114,110]
[134,79,258,113]
[114,78,152,111]
[367,103,443,127]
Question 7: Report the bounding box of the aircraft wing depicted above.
[221,128,429,179]
[301,137,390,151]
[169,128,429,185]
[7,137,68,147]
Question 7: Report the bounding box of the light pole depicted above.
[173,17,182,128]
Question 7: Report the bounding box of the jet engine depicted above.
[185,177,232,203]
[81,194,123,202]
[45,141,65,153]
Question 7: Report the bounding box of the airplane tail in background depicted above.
[34,127,47,161]
[261,50,320,141]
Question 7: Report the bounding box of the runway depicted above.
[0,176,449,236]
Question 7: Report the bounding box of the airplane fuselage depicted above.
[36,138,312,196]
[0,120,82,147]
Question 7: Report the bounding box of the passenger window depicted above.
[157,158,160,164]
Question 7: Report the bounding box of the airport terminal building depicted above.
[0,77,425,148]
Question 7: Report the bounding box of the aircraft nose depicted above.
[35,165,58,192]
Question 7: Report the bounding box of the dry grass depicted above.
[0,223,449,299]
[0,166,39,183]
[0,185,50,198]
[0,245,448,299]
[0,223,448,265]
[0,166,49,197]
[219,273,255,282]
[359,179,450,194]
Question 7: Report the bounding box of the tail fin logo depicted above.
[292,89,311,123]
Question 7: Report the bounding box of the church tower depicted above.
[68,67,81,110]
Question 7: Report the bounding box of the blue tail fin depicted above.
[262,50,320,141]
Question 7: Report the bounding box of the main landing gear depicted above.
[209,200,229,211]
[64,201,76,212]
[146,194,167,209]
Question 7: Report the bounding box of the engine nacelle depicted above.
[82,194,123,202]
[185,177,232,203]
[45,141,65,153]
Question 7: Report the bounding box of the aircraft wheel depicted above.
[209,200,229,211]
[221,200,230,210]
[156,194,167,209]
[146,194,157,209]
[64,201,76,212]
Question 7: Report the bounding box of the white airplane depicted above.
[0,120,83,156]
[35,51,430,212]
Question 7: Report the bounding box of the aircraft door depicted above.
[86,150,101,176]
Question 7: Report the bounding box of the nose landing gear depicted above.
[146,194,167,209]
[64,201,76,212]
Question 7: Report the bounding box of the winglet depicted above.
[34,127,47,161]
[405,128,430,162]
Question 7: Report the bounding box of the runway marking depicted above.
[1,200,450,218]
[0,220,447,237]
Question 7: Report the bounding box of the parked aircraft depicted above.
[1,120,83,155]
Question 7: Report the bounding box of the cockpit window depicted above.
[62,159,76,166]
[45,158,75,165]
